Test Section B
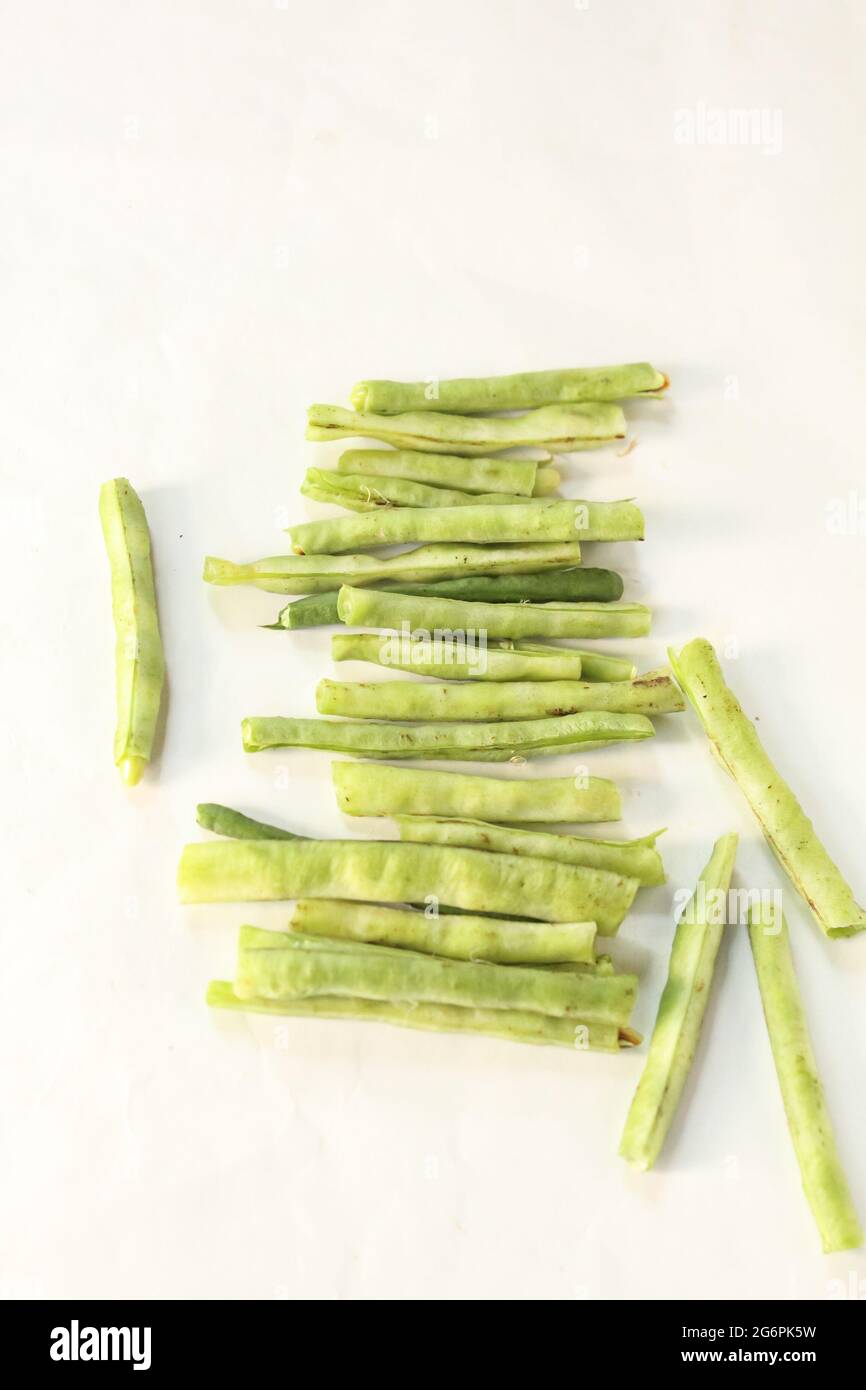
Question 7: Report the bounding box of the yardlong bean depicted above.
[332,761,622,822]
[242,710,654,760]
[748,902,862,1252]
[289,499,643,553]
[619,833,738,1171]
[207,981,638,1051]
[331,632,635,683]
[336,449,559,496]
[98,478,165,787]
[337,585,651,640]
[178,839,639,931]
[395,817,665,887]
[317,671,680,721]
[306,402,626,455]
[290,899,597,964]
[302,468,541,512]
[203,540,583,594]
[670,638,866,938]
[351,362,668,414]
[235,927,637,1023]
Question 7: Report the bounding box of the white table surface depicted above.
[3,0,866,1300]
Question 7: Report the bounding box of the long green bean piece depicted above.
[670,638,866,938]
[333,761,622,822]
[618,833,739,1171]
[203,540,583,595]
[306,402,626,456]
[331,632,635,683]
[395,817,665,887]
[278,568,623,630]
[207,980,638,1052]
[98,478,166,787]
[336,448,559,496]
[196,802,300,840]
[351,363,668,414]
[289,499,643,554]
[337,584,650,640]
[317,671,680,721]
[242,710,655,761]
[303,468,544,512]
[290,899,597,964]
[747,902,862,1253]
[194,803,658,895]
[236,927,637,1024]
[178,839,639,931]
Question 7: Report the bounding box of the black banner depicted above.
[0,1298,860,1373]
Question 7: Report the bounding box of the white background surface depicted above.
[3,0,866,1301]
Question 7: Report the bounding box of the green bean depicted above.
[317,671,681,721]
[177,839,639,931]
[203,540,583,595]
[207,981,638,1052]
[337,584,650,640]
[242,709,654,761]
[747,902,862,1253]
[235,928,637,1024]
[303,468,540,512]
[333,761,621,822]
[306,402,626,455]
[395,817,665,887]
[351,363,668,414]
[290,899,597,964]
[337,448,550,496]
[618,833,739,1171]
[196,802,300,840]
[281,568,624,630]
[289,499,643,554]
[98,478,166,787]
[331,632,635,683]
[401,570,624,603]
[670,638,866,938]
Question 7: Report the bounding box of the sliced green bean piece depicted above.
[178,839,639,931]
[196,802,300,840]
[317,671,680,721]
[337,447,542,495]
[98,478,166,787]
[303,468,541,512]
[619,833,739,1171]
[289,499,643,554]
[333,761,621,822]
[748,902,862,1253]
[332,632,634,683]
[236,928,637,1024]
[306,402,626,456]
[670,638,866,938]
[242,710,654,761]
[337,584,650,640]
[395,817,665,887]
[384,570,626,604]
[351,363,668,414]
[203,540,583,595]
[207,981,638,1052]
[291,899,596,964]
